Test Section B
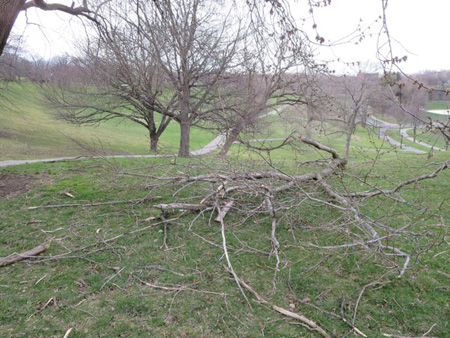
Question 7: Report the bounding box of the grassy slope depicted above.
[0,88,449,337]
[0,82,214,160]
[426,100,450,110]
[405,129,448,149]
[1,135,448,337]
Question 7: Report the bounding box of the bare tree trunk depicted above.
[361,108,367,128]
[150,133,158,152]
[345,111,358,158]
[0,0,25,56]
[305,118,313,139]
[178,120,191,157]
[219,127,241,157]
[305,105,314,139]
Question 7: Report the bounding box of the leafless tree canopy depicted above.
[0,0,98,56]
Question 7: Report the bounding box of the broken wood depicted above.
[63,328,73,338]
[228,269,330,338]
[214,201,234,222]
[153,203,212,211]
[28,197,159,210]
[0,241,50,267]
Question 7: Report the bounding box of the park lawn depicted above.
[385,129,431,153]
[1,81,449,337]
[230,121,401,162]
[405,128,448,150]
[426,100,450,110]
[0,81,215,160]
[0,143,448,337]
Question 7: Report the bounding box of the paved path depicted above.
[366,117,426,154]
[0,113,428,168]
[0,140,224,168]
[399,128,446,152]
[0,106,289,168]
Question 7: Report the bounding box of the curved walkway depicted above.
[399,128,446,152]
[0,137,225,168]
[366,116,426,154]
[0,106,291,168]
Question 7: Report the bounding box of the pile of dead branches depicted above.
[121,138,448,279]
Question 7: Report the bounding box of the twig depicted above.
[35,273,48,285]
[0,241,51,267]
[353,280,391,326]
[153,203,212,211]
[159,213,169,250]
[135,276,227,296]
[218,209,252,308]
[228,271,330,338]
[140,265,185,277]
[214,201,235,222]
[100,267,125,291]
[190,231,223,249]
[344,161,449,199]
[27,297,56,322]
[382,334,437,338]
[422,323,437,337]
[28,197,158,209]
[265,193,280,291]
[63,328,73,338]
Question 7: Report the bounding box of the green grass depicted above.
[386,129,432,153]
[0,81,215,160]
[1,145,448,337]
[426,100,450,110]
[405,129,448,150]
[1,82,449,337]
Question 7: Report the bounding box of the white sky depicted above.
[10,0,450,74]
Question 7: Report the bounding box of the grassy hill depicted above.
[0,81,214,160]
[1,82,449,337]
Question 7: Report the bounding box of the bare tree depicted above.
[325,71,380,158]
[0,0,97,57]
[133,0,243,157]
[294,71,332,139]
[211,41,307,156]
[394,79,428,142]
[44,5,177,152]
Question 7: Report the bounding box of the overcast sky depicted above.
[11,0,450,74]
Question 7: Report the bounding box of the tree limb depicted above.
[227,270,330,338]
[22,0,96,21]
[0,241,51,267]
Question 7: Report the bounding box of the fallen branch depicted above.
[219,214,252,308]
[153,203,212,211]
[214,201,234,222]
[228,270,330,338]
[135,276,227,296]
[28,197,159,210]
[301,137,342,160]
[0,241,51,267]
[343,161,449,199]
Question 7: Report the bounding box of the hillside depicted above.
[0,81,214,160]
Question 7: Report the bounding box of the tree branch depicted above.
[22,0,96,21]
[0,241,51,267]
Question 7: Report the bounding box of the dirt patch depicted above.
[0,173,50,199]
